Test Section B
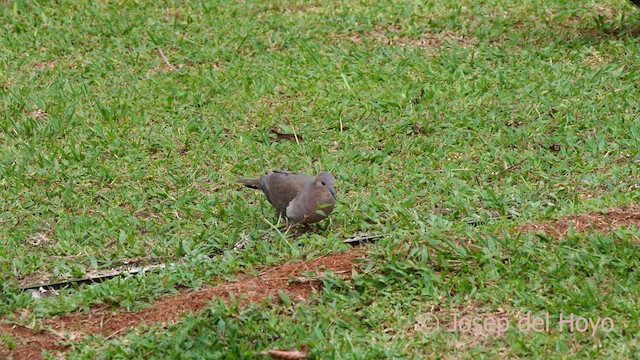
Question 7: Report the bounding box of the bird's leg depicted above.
[303,223,322,232]
[277,213,290,230]
[279,215,297,234]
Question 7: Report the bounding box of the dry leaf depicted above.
[260,345,309,359]
[412,123,427,134]
[411,88,425,104]
[270,129,302,143]
[505,121,522,127]
[31,287,59,299]
[432,206,452,216]
[231,235,250,251]
[29,109,48,119]
[27,233,50,247]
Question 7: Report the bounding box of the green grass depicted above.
[1,0,640,358]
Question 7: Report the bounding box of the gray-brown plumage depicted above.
[237,170,336,224]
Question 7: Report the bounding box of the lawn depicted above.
[1,0,640,358]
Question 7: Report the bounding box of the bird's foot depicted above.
[303,223,319,232]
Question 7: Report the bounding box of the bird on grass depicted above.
[237,170,336,229]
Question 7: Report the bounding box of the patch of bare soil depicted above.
[0,250,366,360]
[330,25,475,50]
[516,205,640,238]
[386,29,475,49]
[34,61,57,71]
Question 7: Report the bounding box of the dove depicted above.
[237,171,336,225]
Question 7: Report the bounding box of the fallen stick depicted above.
[343,234,386,246]
[20,263,174,292]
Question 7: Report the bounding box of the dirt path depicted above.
[2,204,640,359]
[1,250,366,360]
[515,205,640,237]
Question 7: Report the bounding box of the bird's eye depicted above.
[321,181,326,185]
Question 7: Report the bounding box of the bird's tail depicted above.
[237,178,261,189]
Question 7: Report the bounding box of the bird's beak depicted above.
[329,188,336,199]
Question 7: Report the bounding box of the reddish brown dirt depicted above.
[0,250,366,360]
[516,204,640,238]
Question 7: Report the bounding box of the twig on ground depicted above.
[156,47,180,71]
[343,234,386,246]
[21,263,176,292]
